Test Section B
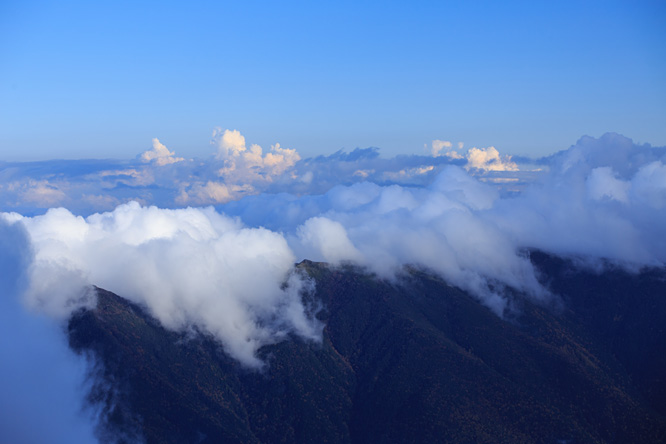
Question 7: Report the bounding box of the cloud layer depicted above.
[0,129,538,214]
[2,131,665,443]
[4,132,663,333]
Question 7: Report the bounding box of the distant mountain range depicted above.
[68,252,666,444]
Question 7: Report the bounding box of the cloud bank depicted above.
[3,203,322,369]
[0,129,537,214]
[1,131,665,443]
[492,133,666,265]
[4,133,663,332]
[218,132,666,313]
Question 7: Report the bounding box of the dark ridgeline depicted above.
[68,252,666,444]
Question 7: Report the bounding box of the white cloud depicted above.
[2,132,665,326]
[431,139,463,159]
[296,217,363,265]
[141,138,185,166]
[631,161,666,209]
[284,168,547,315]
[492,162,666,265]
[586,167,629,203]
[8,202,321,368]
[430,139,519,172]
[216,135,666,314]
[3,131,665,441]
[465,146,518,172]
[212,128,301,184]
[547,132,666,179]
[215,128,247,159]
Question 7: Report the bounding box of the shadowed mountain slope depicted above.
[68,253,666,443]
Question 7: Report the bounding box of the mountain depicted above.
[68,252,666,444]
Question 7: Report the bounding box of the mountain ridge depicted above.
[68,253,666,443]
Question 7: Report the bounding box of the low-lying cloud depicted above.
[2,131,665,442]
[4,132,663,331]
[491,134,666,265]
[3,203,322,368]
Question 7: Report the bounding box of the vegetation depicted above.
[68,253,666,443]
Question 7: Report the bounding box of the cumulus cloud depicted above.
[215,128,247,158]
[465,146,518,172]
[431,139,519,172]
[165,128,306,206]
[140,138,185,166]
[430,139,463,159]
[6,202,321,368]
[212,128,301,182]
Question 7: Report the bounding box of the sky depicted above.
[1,0,665,161]
[1,2,666,442]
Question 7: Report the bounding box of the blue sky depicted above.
[1,0,665,161]
[2,5,666,440]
